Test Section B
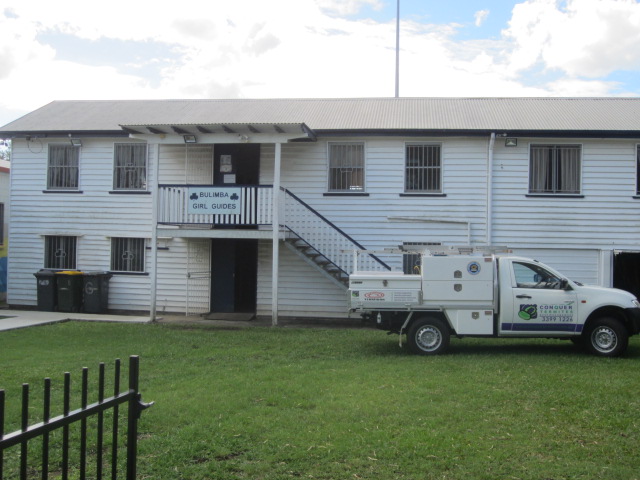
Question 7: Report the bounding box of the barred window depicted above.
[113,144,147,190]
[529,145,581,194]
[111,238,145,272]
[405,144,442,192]
[48,145,79,190]
[44,236,77,270]
[328,143,364,192]
[401,242,440,274]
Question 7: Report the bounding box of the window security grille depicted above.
[328,143,364,192]
[113,144,147,190]
[111,238,145,272]
[47,145,79,190]
[401,242,441,274]
[529,145,581,194]
[405,144,441,192]
[44,236,77,270]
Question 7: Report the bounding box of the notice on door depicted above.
[188,187,242,214]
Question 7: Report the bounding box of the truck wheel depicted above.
[585,317,628,357]
[407,318,450,355]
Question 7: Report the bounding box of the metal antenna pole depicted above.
[395,0,400,98]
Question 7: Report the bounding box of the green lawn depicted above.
[1,321,639,480]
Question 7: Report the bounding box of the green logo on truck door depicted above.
[518,304,537,320]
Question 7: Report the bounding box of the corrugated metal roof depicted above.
[2,97,640,135]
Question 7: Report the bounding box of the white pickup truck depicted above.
[349,248,640,357]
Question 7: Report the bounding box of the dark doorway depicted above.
[214,144,260,186]
[613,251,640,299]
[210,239,258,313]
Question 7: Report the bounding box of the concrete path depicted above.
[0,309,151,331]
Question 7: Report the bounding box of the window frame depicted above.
[326,142,366,193]
[528,144,582,195]
[404,142,443,194]
[44,235,77,270]
[112,143,148,191]
[47,144,80,191]
[110,237,146,273]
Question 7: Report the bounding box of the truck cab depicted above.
[349,248,640,357]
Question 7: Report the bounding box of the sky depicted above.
[1,0,640,127]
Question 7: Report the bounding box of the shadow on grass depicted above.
[363,335,640,359]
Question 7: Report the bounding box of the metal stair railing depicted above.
[282,188,391,276]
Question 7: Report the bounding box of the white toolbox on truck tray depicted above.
[422,256,494,303]
[350,273,421,309]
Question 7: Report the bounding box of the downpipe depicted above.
[487,132,496,246]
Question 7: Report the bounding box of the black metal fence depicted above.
[0,356,153,480]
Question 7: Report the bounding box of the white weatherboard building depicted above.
[1,98,640,322]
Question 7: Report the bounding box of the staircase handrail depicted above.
[282,188,391,272]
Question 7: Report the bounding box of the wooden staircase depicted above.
[282,189,390,288]
[285,237,351,287]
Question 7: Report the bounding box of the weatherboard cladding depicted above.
[2,98,640,134]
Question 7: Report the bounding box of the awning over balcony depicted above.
[119,122,316,142]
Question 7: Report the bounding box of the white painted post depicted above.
[150,143,160,321]
[271,142,282,326]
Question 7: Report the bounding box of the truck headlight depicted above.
[632,299,640,309]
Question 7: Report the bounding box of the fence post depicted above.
[20,384,28,480]
[126,356,140,480]
[0,389,4,480]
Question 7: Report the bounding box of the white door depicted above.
[186,239,211,315]
[502,260,579,335]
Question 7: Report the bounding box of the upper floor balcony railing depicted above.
[158,184,274,226]
[157,184,391,274]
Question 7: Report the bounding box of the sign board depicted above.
[187,187,242,215]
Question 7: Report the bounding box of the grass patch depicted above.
[1,321,639,479]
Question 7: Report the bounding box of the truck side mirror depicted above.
[559,279,570,290]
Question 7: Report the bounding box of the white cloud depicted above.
[316,0,384,16]
[504,0,640,77]
[474,9,489,27]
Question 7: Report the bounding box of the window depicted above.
[48,145,79,190]
[513,262,563,290]
[529,144,581,194]
[401,242,441,274]
[405,144,442,193]
[113,143,147,190]
[328,143,364,192]
[44,236,77,270]
[111,238,145,272]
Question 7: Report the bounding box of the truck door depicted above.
[502,260,579,335]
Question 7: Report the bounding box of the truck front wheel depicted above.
[585,317,628,357]
[407,318,450,355]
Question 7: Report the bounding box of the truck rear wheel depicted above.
[585,317,628,357]
[407,318,450,355]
